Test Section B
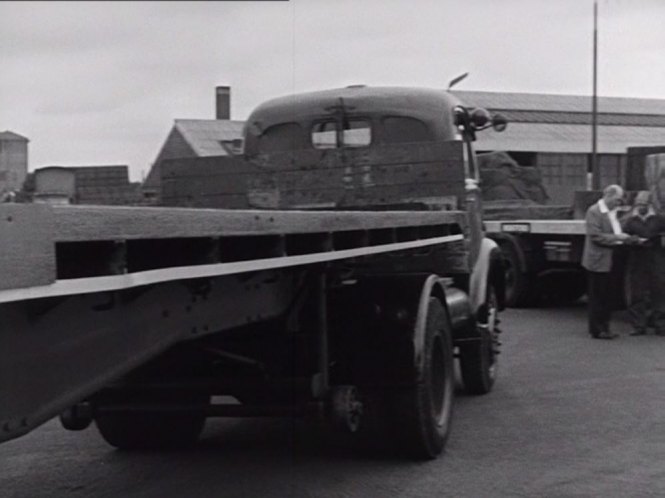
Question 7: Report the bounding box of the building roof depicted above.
[174,119,245,156]
[0,131,29,142]
[143,119,245,192]
[452,90,665,116]
[451,90,665,154]
[474,123,665,154]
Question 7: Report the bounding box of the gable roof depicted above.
[174,119,244,156]
[143,119,245,192]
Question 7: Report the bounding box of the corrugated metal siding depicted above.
[474,123,665,154]
[72,166,130,188]
[536,152,627,204]
[155,127,196,164]
[143,128,196,190]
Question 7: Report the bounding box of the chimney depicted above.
[216,85,231,120]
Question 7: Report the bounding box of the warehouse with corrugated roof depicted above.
[452,91,665,203]
[144,86,665,205]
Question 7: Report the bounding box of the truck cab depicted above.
[242,85,507,306]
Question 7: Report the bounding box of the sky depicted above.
[1,0,664,181]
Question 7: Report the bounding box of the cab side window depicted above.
[381,116,433,143]
[258,123,305,152]
[342,119,371,147]
[311,119,372,149]
[311,121,337,149]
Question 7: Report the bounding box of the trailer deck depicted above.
[0,203,468,444]
[1,203,466,298]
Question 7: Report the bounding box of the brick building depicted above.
[143,86,244,201]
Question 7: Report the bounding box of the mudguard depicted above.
[330,274,452,386]
[487,232,531,274]
[469,237,505,313]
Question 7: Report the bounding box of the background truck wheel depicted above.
[394,297,454,459]
[500,242,538,307]
[539,270,586,305]
[459,285,499,395]
[95,391,209,450]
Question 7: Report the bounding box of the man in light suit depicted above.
[582,185,633,339]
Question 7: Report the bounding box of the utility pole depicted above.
[590,0,599,190]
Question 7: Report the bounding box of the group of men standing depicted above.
[582,185,665,339]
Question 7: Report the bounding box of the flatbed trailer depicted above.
[484,184,658,307]
[480,190,589,308]
[1,85,508,459]
[484,145,665,308]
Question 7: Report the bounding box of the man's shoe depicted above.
[596,332,619,340]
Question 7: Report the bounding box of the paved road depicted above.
[3,304,665,497]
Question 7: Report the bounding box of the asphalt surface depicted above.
[3,304,665,497]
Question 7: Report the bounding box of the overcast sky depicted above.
[1,0,664,181]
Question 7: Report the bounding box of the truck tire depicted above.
[459,285,499,395]
[539,271,586,305]
[95,391,208,450]
[394,297,454,459]
[500,242,538,307]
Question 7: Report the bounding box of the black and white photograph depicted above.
[1,0,665,496]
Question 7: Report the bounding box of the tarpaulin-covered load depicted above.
[478,151,549,204]
[478,151,573,220]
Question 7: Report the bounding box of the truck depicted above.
[483,199,588,307]
[0,86,507,459]
[482,146,665,308]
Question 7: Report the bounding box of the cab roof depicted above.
[244,86,465,140]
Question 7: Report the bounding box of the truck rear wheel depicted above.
[501,242,538,307]
[95,391,208,450]
[394,297,454,459]
[459,285,499,395]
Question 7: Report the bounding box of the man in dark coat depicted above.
[622,191,658,335]
[582,185,633,339]
[646,211,665,335]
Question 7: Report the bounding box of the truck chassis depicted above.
[1,203,501,459]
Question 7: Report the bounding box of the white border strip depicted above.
[0,234,463,304]
[485,219,586,235]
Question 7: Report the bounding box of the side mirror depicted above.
[453,106,467,128]
[492,113,508,132]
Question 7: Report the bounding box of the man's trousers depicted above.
[587,271,613,337]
